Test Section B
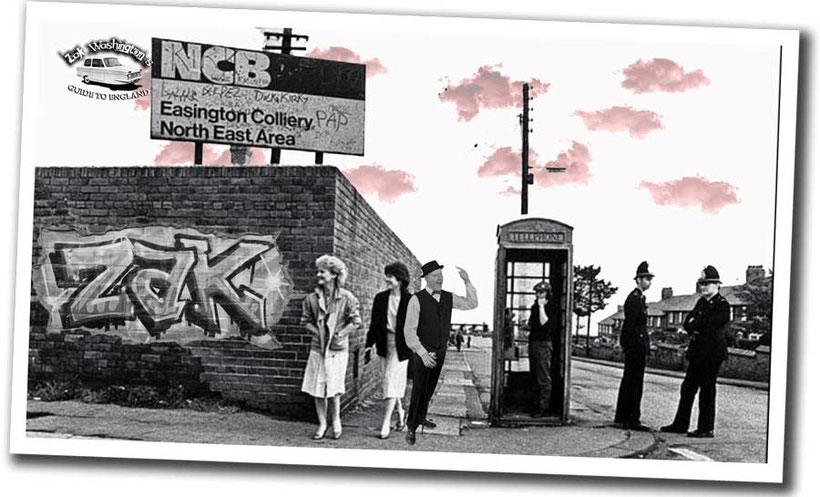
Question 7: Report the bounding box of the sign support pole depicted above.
[194,142,203,166]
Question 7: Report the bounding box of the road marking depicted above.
[669,447,714,461]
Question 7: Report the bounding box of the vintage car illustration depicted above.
[77,56,141,85]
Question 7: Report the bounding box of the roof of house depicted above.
[598,280,769,325]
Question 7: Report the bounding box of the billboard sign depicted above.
[150,38,365,155]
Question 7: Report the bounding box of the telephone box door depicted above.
[491,218,574,426]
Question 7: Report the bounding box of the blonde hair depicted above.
[316,254,348,287]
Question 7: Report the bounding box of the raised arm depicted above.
[452,266,478,311]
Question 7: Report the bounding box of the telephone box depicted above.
[490,218,573,426]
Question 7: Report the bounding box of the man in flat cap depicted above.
[661,265,730,438]
[614,261,654,431]
[527,280,561,417]
[403,261,478,445]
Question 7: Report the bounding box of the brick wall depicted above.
[332,173,422,412]
[30,166,419,418]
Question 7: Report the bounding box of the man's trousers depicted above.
[671,358,723,432]
[529,340,553,413]
[407,347,447,431]
[615,348,647,424]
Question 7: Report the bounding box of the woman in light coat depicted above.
[301,255,362,440]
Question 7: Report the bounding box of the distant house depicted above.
[598,265,770,338]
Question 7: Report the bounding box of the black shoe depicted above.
[687,430,714,438]
[422,419,436,429]
[660,424,688,434]
[626,423,652,432]
[405,429,416,445]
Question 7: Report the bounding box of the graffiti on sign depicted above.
[32,227,293,348]
[150,38,366,155]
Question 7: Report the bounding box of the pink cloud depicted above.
[210,147,269,166]
[477,147,526,178]
[478,142,592,193]
[498,186,521,197]
[134,68,151,111]
[639,176,740,213]
[622,58,710,94]
[306,47,387,78]
[439,64,550,121]
[154,143,269,166]
[573,106,664,139]
[343,165,416,202]
[536,142,593,187]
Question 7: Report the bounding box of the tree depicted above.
[573,265,618,357]
[733,269,774,346]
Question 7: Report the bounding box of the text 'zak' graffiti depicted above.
[32,227,293,348]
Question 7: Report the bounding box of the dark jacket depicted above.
[684,292,730,362]
[619,288,649,354]
[366,289,412,362]
[527,300,561,342]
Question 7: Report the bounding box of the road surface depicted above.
[464,337,769,463]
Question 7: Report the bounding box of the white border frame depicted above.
[9,1,800,484]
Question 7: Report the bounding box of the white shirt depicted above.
[386,291,400,333]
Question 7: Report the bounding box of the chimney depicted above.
[746,265,766,283]
[661,287,673,300]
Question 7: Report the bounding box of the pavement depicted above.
[26,337,659,458]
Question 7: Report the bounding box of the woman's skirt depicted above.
[380,333,408,399]
[301,349,348,398]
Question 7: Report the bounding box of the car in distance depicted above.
[77,56,141,85]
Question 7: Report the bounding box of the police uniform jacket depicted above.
[683,292,730,362]
[620,288,650,355]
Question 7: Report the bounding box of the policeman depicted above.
[527,281,559,417]
[614,261,653,431]
[661,265,730,438]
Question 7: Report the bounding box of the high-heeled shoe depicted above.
[312,426,327,440]
[395,413,407,432]
[332,422,343,440]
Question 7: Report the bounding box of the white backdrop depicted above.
[0,0,816,495]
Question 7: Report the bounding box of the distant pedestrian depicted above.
[661,265,730,438]
[366,262,412,440]
[456,326,465,352]
[403,261,478,445]
[466,328,472,349]
[614,261,654,431]
[527,280,560,417]
[301,255,362,441]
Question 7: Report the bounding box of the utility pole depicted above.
[517,81,566,215]
[520,83,533,215]
[259,28,310,165]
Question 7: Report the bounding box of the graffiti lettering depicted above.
[32,227,293,347]
[316,106,349,132]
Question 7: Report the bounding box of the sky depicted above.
[24,6,782,333]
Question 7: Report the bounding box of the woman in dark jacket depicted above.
[366,262,413,439]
